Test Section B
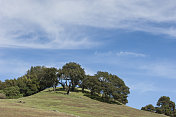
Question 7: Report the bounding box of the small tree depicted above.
[156,96,175,116]
[42,67,58,91]
[142,96,176,117]
[60,62,85,94]
[26,66,46,91]
[141,104,155,112]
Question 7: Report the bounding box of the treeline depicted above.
[0,62,130,104]
[141,96,176,117]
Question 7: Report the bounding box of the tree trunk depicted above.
[58,81,65,90]
[55,85,56,91]
[66,80,68,87]
[91,89,94,95]
[53,86,56,91]
[67,83,71,95]
[71,85,75,91]
[62,84,65,90]
[53,83,56,91]
[82,86,85,93]
[91,91,93,95]
[71,82,75,91]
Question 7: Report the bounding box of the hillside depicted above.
[0,88,167,117]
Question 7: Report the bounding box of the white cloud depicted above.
[94,50,176,79]
[116,51,146,57]
[85,69,96,76]
[95,51,146,57]
[0,0,176,49]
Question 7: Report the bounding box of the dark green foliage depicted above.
[20,66,58,94]
[2,79,17,89]
[17,76,38,96]
[0,90,6,99]
[27,66,45,77]
[60,62,85,92]
[26,66,46,91]
[95,71,130,104]
[156,96,175,116]
[42,67,58,91]
[0,80,3,90]
[3,86,22,99]
[0,90,4,94]
[0,82,6,90]
[0,62,130,105]
[157,96,171,107]
[82,72,130,104]
[0,93,6,99]
[141,104,155,112]
[1,82,5,89]
[0,66,59,97]
[142,96,176,117]
[82,75,101,95]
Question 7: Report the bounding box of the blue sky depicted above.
[1,0,176,109]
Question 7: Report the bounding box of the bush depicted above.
[141,104,155,112]
[0,93,6,99]
[3,86,22,99]
[0,90,4,93]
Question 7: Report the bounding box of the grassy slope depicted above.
[0,101,74,117]
[0,88,167,117]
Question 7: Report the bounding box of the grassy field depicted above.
[0,88,167,117]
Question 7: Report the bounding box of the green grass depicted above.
[0,87,167,117]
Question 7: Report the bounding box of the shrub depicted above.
[141,104,155,112]
[0,93,6,99]
[3,86,22,99]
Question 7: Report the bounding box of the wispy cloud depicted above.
[95,51,146,57]
[0,0,176,49]
[116,51,146,57]
[94,50,176,79]
[85,69,96,76]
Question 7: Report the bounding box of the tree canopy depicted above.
[141,104,155,112]
[0,62,130,105]
[82,75,101,95]
[3,86,22,99]
[95,71,130,104]
[42,67,58,91]
[142,96,176,117]
[58,62,85,93]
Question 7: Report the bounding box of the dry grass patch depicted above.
[0,101,75,117]
[0,88,167,117]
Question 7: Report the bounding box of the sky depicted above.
[0,0,176,109]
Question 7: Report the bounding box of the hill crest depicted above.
[0,88,167,117]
